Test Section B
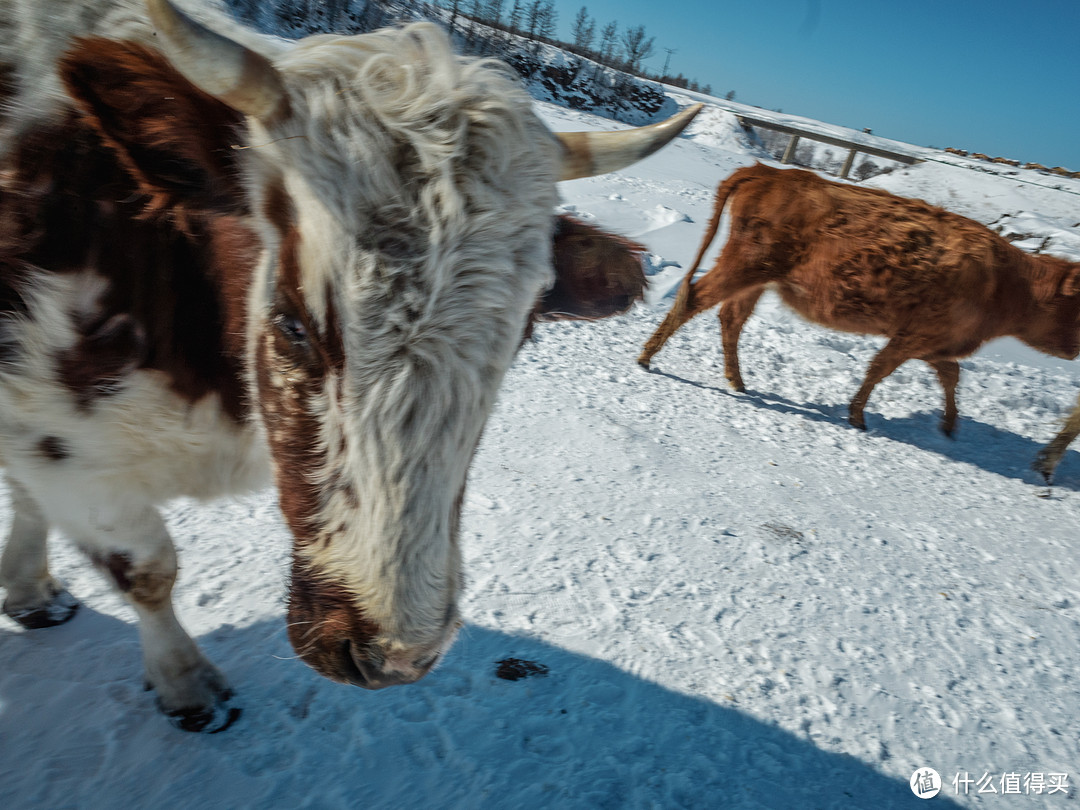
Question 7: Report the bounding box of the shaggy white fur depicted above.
[240,23,559,657]
[0,0,564,722]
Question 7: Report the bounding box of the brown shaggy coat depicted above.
[639,163,1080,437]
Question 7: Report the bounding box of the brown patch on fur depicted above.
[640,163,1080,434]
[59,38,247,221]
[207,215,260,361]
[88,550,175,608]
[320,293,346,372]
[100,552,134,592]
[254,333,324,538]
[287,561,381,685]
[536,215,647,323]
[56,314,147,410]
[262,177,294,241]
[37,436,70,462]
[260,184,346,372]
[0,40,257,420]
[253,183,351,540]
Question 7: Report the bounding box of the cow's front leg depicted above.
[0,477,79,628]
[75,504,239,733]
[849,338,914,430]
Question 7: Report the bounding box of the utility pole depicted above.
[661,47,676,78]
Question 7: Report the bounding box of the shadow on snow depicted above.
[645,366,1077,490]
[0,609,960,809]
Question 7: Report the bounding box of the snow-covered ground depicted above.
[3,94,1080,809]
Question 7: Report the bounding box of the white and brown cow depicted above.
[0,0,700,731]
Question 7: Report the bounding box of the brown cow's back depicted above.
[723,167,1021,353]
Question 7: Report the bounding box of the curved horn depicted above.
[557,103,704,181]
[145,0,286,120]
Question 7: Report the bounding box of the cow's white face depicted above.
[140,0,697,688]
[240,26,559,684]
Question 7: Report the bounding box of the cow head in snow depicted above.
[64,0,698,689]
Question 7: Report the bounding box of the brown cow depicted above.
[638,163,1080,436]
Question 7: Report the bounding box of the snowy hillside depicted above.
[3,43,1080,810]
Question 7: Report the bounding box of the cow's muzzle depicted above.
[287,565,456,689]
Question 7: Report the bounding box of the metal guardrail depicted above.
[735,113,921,179]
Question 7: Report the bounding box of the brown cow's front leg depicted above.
[0,477,79,628]
[1033,392,1080,483]
[848,339,914,430]
[928,359,961,436]
[718,288,764,392]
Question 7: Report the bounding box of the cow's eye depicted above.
[274,312,309,347]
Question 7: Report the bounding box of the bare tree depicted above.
[525,0,543,41]
[572,6,595,52]
[537,0,557,42]
[444,0,462,36]
[507,0,523,33]
[485,0,504,29]
[855,159,881,181]
[597,19,618,63]
[620,24,655,73]
[467,0,484,45]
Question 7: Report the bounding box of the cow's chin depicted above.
[286,565,456,689]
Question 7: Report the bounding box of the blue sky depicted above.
[554,0,1080,169]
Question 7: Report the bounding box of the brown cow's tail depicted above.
[638,166,758,368]
[668,167,753,320]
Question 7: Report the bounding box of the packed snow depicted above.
[3,74,1080,810]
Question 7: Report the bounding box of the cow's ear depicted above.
[535,216,648,322]
[58,37,246,214]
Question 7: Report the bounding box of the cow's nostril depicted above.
[413,651,441,671]
[339,640,371,687]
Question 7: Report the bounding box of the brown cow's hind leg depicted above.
[637,281,714,368]
[638,258,763,368]
[1033,392,1080,483]
[718,288,764,391]
[848,339,915,430]
[928,359,960,436]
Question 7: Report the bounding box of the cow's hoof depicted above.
[636,357,651,370]
[848,415,867,431]
[158,690,241,734]
[3,588,80,629]
[1032,449,1055,485]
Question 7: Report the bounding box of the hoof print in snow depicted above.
[495,658,549,681]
